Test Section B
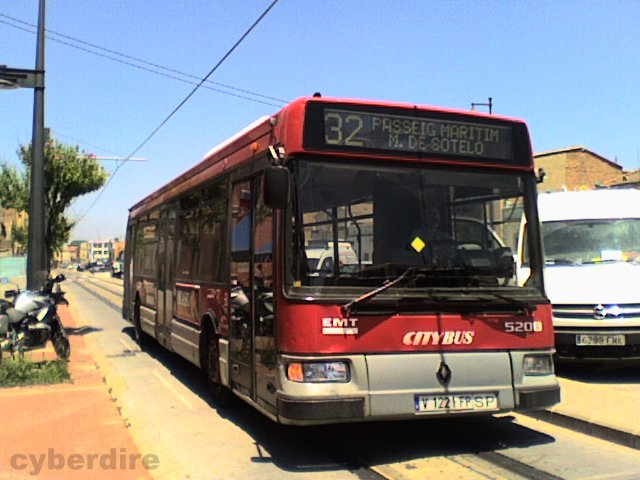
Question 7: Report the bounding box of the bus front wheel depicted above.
[133,299,147,349]
[205,326,233,407]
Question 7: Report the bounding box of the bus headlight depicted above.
[287,361,350,383]
[522,354,553,375]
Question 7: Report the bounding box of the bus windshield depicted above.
[286,159,540,295]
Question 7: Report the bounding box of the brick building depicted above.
[611,168,640,190]
[0,208,27,256]
[69,240,89,264]
[533,146,626,193]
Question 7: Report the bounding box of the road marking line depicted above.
[119,338,135,351]
[153,371,194,411]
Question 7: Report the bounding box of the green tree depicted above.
[0,139,108,266]
[11,223,28,256]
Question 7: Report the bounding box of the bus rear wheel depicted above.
[205,327,233,407]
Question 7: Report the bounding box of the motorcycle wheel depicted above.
[52,330,70,360]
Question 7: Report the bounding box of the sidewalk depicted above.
[0,306,153,479]
[524,370,640,450]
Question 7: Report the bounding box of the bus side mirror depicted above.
[264,166,290,209]
[494,247,516,277]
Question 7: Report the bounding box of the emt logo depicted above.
[322,317,359,335]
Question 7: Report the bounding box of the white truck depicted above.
[521,189,640,361]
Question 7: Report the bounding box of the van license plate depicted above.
[575,334,625,346]
[414,394,498,413]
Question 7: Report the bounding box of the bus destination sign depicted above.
[319,108,514,161]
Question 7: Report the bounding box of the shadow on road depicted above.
[66,325,102,336]
[120,325,557,473]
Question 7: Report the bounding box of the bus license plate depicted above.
[576,334,625,346]
[414,394,498,413]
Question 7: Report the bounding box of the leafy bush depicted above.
[0,358,70,387]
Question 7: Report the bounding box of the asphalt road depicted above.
[65,273,640,480]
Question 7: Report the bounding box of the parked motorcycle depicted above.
[0,273,70,360]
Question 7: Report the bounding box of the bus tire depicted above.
[204,324,233,408]
[133,298,147,349]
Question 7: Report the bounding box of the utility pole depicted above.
[0,1,47,288]
[26,0,47,289]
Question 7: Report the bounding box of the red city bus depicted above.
[123,96,559,425]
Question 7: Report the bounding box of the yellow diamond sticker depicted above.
[411,236,426,253]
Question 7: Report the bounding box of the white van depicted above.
[305,241,359,273]
[523,189,640,361]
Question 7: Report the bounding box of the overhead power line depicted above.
[74,0,280,225]
[52,130,127,158]
[0,13,286,107]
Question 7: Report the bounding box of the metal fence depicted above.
[0,257,27,290]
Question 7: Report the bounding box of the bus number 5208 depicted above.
[505,321,543,333]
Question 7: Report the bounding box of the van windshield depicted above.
[285,159,542,295]
[543,219,640,265]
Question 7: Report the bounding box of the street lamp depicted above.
[0,78,21,90]
[0,0,46,289]
[0,66,44,90]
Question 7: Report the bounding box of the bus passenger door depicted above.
[229,176,276,410]
[156,207,176,348]
[230,180,254,398]
[253,177,276,413]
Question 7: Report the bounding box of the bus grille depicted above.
[552,304,640,321]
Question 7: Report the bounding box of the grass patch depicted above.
[0,357,70,387]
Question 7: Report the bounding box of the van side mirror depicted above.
[264,166,290,209]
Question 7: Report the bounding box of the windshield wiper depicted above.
[545,258,575,265]
[341,267,417,317]
[340,265,475,315]
[341,266,537,316]
[479,291,536,313]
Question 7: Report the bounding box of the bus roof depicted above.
[129,96,531,218]
[538,189,640,222]
[296,95,527,123]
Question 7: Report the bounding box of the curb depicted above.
[67,296,189,479]
[522,409,640,451]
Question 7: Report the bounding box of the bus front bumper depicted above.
[275,351,560,425]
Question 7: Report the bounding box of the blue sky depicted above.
[1,0,639,241]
